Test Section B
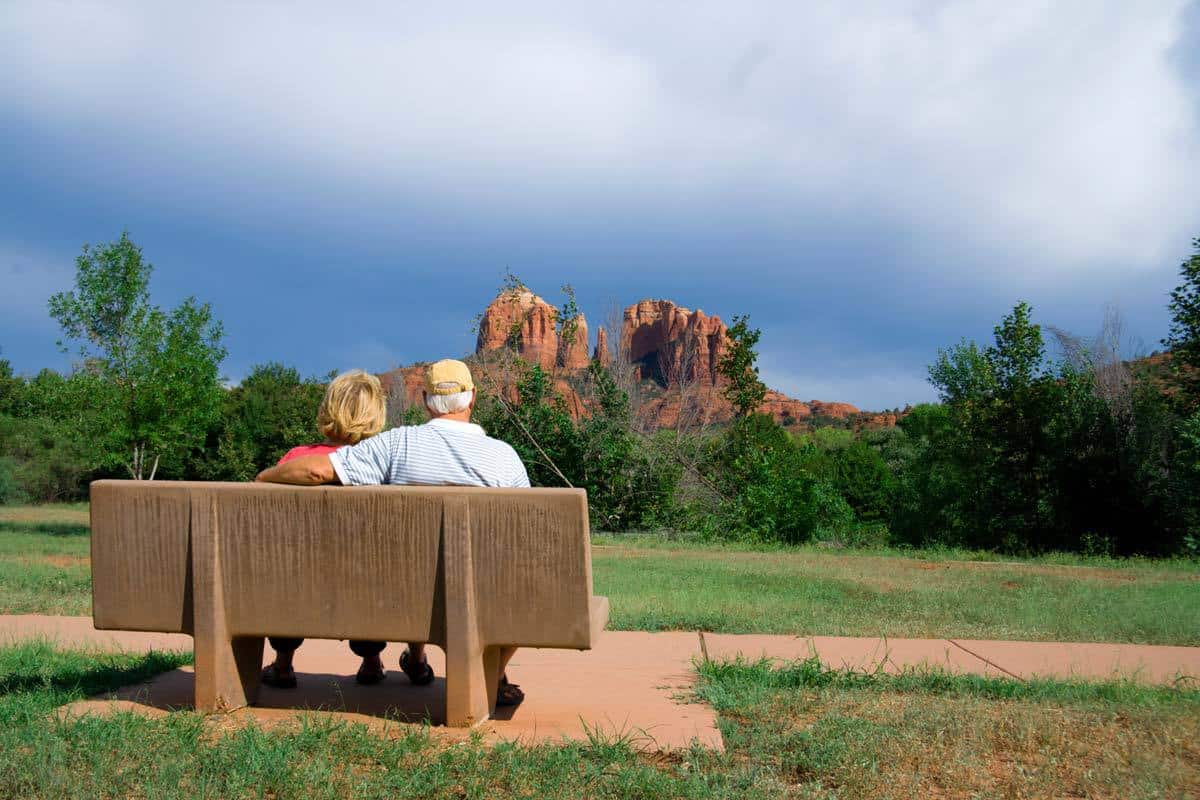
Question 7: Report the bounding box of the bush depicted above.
[0,457,24,505]
[696,414,854,545]
[0,415,93,503]
[188,363,326,481]
[799,432,898,524]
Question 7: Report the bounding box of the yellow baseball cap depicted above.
[425,359,475,395]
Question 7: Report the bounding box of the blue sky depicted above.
[3,1,1198,410]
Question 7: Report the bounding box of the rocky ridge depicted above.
[373,289,896,431]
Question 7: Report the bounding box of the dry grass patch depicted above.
[0,503,89,526]
[698,658,1200,800]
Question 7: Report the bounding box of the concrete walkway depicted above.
[3,615,1197,750]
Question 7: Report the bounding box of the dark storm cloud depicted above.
[1,1,1197,408]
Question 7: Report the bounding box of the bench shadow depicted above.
[107,669,517,724]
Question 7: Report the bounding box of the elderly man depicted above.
[256,358,531,705]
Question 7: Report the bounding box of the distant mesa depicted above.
[475,289,589,371]
[382,288,891,431]
[620,299,728,388]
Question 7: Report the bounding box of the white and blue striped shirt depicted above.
[328,418,531,488]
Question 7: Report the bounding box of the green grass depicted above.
[0,641,749,799]
[593,540,1200,644]
[3,503,1199,644]
[0,506,92,615]
[2,641,1196,798]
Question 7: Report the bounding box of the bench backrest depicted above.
[90,481,596,650]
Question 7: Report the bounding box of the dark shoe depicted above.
[496,675,524,707]
[261,663,297,689]
[399,649,435,686]
[355,661,387,686]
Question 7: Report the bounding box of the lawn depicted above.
[3,504,1199,644]
[2,504,1198,797]
[593,537,1200,644]
[1,640,1196,798]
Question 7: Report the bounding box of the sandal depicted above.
[355,660,387,686]
[261,663,297,689]
[399,649,435,686]
[496,675,524,707]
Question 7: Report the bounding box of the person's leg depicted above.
[496,646,524,706]
[262,637,303,688]
[399,642,435,686]
[349,640,387,685]
[498,646,517,676]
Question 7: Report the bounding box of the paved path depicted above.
[3,615,1197,750]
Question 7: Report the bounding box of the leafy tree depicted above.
[910,301,1191,554]
[473,360,677,530]
[698,413,852,544]
[889,403,968,546]
[806,436,897,525]
[1163,236,1200,410]
[924,303,1055,548]
[718,315,767,417]
[48,232,227,478]
[0,414,94,502]
[190,363,326,481]
[0,357,20,416]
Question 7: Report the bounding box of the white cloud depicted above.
[2,1,1198,311]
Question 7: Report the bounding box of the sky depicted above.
[2,1,1199,410]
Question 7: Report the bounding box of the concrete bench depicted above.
[89,480,609,726]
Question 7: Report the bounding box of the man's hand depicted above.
[255,455,340,485]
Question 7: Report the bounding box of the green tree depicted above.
[0,356,21,417]
[913,302,1182,553]
[698,413,853,544]
[806,436,898,525]
[718,315,767,417]
[1163,236,1200,410]
[190,363,326,481]
[48,232,227,478]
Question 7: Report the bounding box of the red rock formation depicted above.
[593,326,612,368]
[620,299,728,387]
[760,390,812,426]
[465,290,897,430]
[558,314,590,370]
[476,289,591,370]
[377,365,428,420]
[856,412,898,429]
[808,401,860,419]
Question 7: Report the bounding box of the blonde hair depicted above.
[318,370,386,445]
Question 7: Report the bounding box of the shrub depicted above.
[697,414,854,544]
[0,456,24,505]
[0,415,93,503]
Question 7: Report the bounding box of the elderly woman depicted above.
[259,369,394,689]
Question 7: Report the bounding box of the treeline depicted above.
[475,286,1200,557]
[3,233,1199,556]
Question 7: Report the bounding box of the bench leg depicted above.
[194,635,264,713]
[190,493,265,713]
[445,644,502,727]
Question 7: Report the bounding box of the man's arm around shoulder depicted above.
[255,455,340,485]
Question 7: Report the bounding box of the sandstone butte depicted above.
[379,290,899,431]
[474,288,589,371]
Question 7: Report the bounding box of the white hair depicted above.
[425,386,473,415]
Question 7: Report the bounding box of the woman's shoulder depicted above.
[278,443,341,464]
